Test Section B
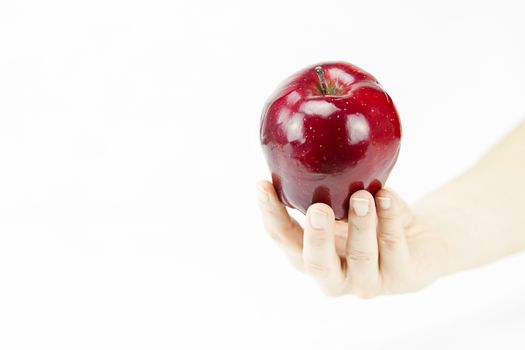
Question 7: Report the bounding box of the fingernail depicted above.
[310,210,326,230]
[352,198,369,217]
[257,186,268,202]
[377,196,391,210]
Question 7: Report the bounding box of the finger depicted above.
[334,221,349,258]
[375,189,410,279]
[303,203,345,296]
[345,190,380,295]
[256,180,303,269]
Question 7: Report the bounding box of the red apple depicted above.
[260,62,401,220]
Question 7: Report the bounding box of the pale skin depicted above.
[256,119,525,298]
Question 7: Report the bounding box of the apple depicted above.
[260,62,401,220]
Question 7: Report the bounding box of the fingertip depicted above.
[307,203,334,218]
[375,188,401,201]
[351,190,374,201]
[307,203,334,231]
[375,189,402,216]
[256,179,272,193]
[375,188,392,198]
[256,179,282,206]
[349,190,375,218]
[375,190,392,211]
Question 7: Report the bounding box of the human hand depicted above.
[256,180,450,298]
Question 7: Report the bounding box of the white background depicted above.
[1,0,525,349]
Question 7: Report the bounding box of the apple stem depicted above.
[314,66,328,95]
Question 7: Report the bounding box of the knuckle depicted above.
[349,221,361,233]
[269,231,284,244]
[348,220,372,235]
[263,223,283,242]
[305,262,329,277]
[280,217,298,232]
[377,209,399,220]
[264,219,297,243]
[306,231,328,247]
[379,231,404,249]
[347,249,377,263]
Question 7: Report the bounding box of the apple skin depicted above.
[260,62,401,220]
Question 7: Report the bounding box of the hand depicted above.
[256,180,450,298]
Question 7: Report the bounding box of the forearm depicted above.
[413,120,525,275]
